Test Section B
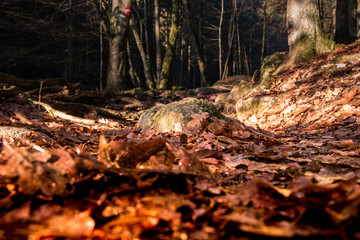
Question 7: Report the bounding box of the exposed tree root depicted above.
[51,102,141,120]
[28,99,140,127]
[28,99,96,126]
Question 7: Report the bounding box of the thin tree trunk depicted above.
[127,39,141,87]
[158,0,179,89]
[219,0,224,78]
[222,0,236,79]
[249,0,254,73]
[358,0,360,37]
[99,0,104,92]
[179,30,184,86]
[198,0,204,52]
[129,16,155,89]
[243,43,250,76]
[187,44,191,86]
[318,0,324,25]
[154,0,161,85]
[64,0,73,82]
[331,0,336,40]
[235,2,243,75]
[260,0,267,62]
[143,0,154,81]
[236,25,242,74]
[182,0,209,86]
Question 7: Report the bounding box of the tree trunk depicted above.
[106,0,133,91]
[236,24,242,74]
[99,0,104,92]
[198,0,204,53]
[158,0,179,89]
[318,0,324,25]
[182,0,209,86]
[127,39,141,87]
[286,0,333,65]
[143,0,154,84]
[129,16,156,90]
[64,0,73,82]
[154,0,161,85]
[333,0,352,43]
[249,0,254,73]
[218,0,224,78]
[222,0,236,79]
[260,0,267,62]
[357,0,360,37]
[243,41,250,76]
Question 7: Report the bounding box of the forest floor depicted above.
[0,40,360,239]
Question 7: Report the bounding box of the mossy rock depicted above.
[214,93,228,107]
[215,82,253,113]
[136,105,163,130]
[235,96,274,121]
[190,87,222,96]
[138,98,224,132]
[252,52,287,87]
[212,75,251,91]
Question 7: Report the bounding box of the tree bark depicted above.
[333,0,352,43]
[218,0,224,78]
[99,0,104,92]
[182,0,209,86]
[260,0,267,62]
[357,0,360,37]
[143,0,154,83]
[154,0,161,85]
[222,0,236,79]
[129,16,156,90]
[64,0,74,82]
[158,0,180,89]
[249,0,254,73]
[286,0,333,65]
[106,0,133,91]
[127,39,141,87]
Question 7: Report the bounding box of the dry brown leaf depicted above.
[98,136,167,168]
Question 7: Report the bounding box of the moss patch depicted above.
[215,82,254,113]
[253,52,287,88]
[341,53,360,62]
[138,98,224,132]
[237,98,263,115]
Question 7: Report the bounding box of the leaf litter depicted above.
[0,41,360,239]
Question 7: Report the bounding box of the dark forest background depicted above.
[0,0,358,90]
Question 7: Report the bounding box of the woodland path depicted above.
[0,41,359,239]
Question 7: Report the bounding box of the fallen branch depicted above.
[51,102,141,120]
[28,99,96,126]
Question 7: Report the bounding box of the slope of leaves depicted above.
[0,41,360,239]
[240,40,360,132]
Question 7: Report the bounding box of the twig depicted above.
[39,80,43,102]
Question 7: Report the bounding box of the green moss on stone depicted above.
[252,52,287,88]
[138,97,224,132]
[238,98,263,115]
